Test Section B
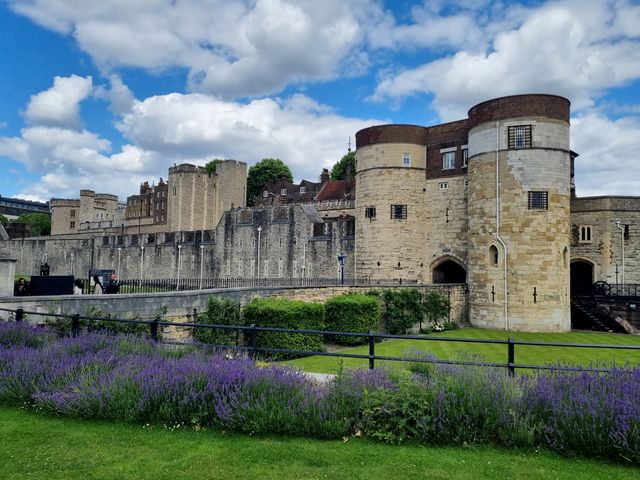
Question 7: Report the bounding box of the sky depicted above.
[0,0,639,203]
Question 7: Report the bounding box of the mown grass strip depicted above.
[0,406,637,480]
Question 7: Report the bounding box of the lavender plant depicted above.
[0,321,638,463]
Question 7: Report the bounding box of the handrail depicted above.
[1,306,638,376]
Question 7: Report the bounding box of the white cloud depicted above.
[571,113,640,197]
[2,76,383,201]
[117,92,382,181]
[9,0,387,99]
[94,75,135,115]
[23,75,93,129]
[372,0,640,120]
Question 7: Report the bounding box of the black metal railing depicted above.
[1,307,638,376]
[588,282,640,299]
[70,277,427,294]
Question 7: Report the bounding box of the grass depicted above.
[0,407,637,480]
[285,327,640,374]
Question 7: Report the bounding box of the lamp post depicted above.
[616,221,625,285]
[139,246,144,288]
[70,252,74,276]
[256,226,262,278]
[199,245,205,289]
[176,244,182,291]
[337,252,346,285]
[117,247,122,279]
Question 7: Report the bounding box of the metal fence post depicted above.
[150,319,159,341]
[15,308,24,323]
[368,331,375,370]
[71,314,80,338]
[507,336,515,376]
[249,323,257,360]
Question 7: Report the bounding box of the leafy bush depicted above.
[194,297,243,346]
[243,298,325,359]
[324,294,380,345]
[380,288,423,334]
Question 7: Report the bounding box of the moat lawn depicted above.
[0,406,637,480]
[285,327,640,374]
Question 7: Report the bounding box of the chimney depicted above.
[320,168,330,186]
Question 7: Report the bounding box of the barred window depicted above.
[390,204,407,219]
[462,149,468,167]
[508,125,532,149]
[365,206,376,219]
[528,191,548,210]
[402,152,411,167]
[439,182,449,190]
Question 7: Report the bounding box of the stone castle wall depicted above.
[0,284,467,334]
[424,175,469,282]
[5,204,355,282]
[571,197,640,284]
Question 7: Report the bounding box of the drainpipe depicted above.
[495,122,509,331]
[615,221,625,285]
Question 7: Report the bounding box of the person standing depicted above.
[104,273,120,294]
[14,278,30,296]
[93,275,103,294]
[73,279,84,295]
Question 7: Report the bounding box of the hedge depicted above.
[194,297,243,346]
[243,298,325,359]
[324,294,381,345]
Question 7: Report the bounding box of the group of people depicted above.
[13,274,120,296]
[88,273,120,295]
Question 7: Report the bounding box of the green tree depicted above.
[422,290,451,329]
[330,150,356,181]
[0,213,7,224]
[205,158,224,174]
[16,213,51,236]
[246,158,293,205]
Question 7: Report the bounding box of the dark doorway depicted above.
[433,260,466,284]
[570,261,593,295]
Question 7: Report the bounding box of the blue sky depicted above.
[1,0,639,202]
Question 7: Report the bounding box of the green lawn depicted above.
[0,407,636,480]
[285,327,640,374]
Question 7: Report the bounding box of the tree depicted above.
[15,213,51,236]
[0,213,7,224]
[422,290,451,330]
[330,150,356,181]
[205,158,224,174]
[246,158,293,205]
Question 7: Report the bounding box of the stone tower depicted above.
[167,160,247,232]
[354,125,428,281]
[466,94,572,331]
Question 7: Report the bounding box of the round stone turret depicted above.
[466,94,571,331]
[355,125,428,281]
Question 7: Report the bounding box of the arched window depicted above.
[489,245,499,266]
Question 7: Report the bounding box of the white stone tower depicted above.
[466,94,572,331]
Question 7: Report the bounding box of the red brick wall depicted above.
[467,94,570,130]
